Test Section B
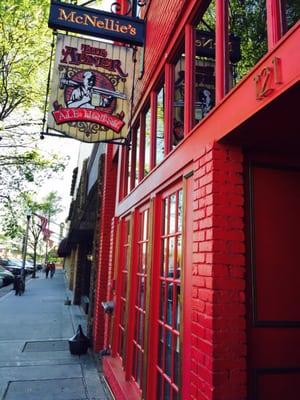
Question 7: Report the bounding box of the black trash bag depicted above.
[68,325,89,355]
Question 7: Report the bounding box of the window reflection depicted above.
[194,1,216,124]
[145,108,151,176]
[135,126,140,186]
[169,193,176,233]
[168,237,175,277]
[283,0,300,32]
[229,0,267,85]
[177,190,183,232]
[173,53,185,147]
[156,86,165,163]
[164,198,169,235]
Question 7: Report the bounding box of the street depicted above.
[0,270,109,400]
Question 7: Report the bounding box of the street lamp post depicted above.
[22,212,31,281]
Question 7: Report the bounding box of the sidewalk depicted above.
[0,269,110,400]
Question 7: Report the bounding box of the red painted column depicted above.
[215,0,229,104]
[93,144,118,352]
[266,0,283,49]
[191,143,246,399]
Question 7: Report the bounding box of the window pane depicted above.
[173,51,185,148]
[156,86,165,163]
[194,1,216,124]
[177,190,183,232]
[175,283,180,330]
[163,198,169,235]
[161,238,168,277]
[135,126,140,186]
[165,329,172,377]
[127,147,131,194]
[145,108,151,176]
[143,209,148,240]
[156,372,163,399]
[167,283,173,326]
[169,194,176,233]
[173,335,180,385]
[176,236,182,279]
[160,281,166,321]
[283,0,300,32]
[168,237,175,278]
[158,325,164,367]
[164,378,171,399]
[229,0,267,87]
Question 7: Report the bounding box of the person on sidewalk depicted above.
[45,262,50,278]
[50,262,56,279]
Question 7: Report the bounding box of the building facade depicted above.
[88,1,300,399]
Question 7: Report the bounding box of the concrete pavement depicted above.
[0,270,110,400]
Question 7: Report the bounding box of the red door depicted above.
[247,163,300,400]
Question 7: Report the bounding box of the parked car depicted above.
[0,266,14,286]
[25,261,34,273]
[0,258,34,275]
[0,259,23,275]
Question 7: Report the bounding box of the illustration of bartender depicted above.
[59,71,126,109]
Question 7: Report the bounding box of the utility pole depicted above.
[22,212,31,282]
[44,211,51,267]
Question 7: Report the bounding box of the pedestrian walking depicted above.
[45,262,50,278]
[50,262,56,278]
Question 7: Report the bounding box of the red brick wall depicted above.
[191,143,246,400]
[93,145,118,352]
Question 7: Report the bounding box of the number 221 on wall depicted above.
[254,57,282,100]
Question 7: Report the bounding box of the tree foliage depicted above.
[200,0,300,81]
[3,191,63,275]
[0,0,51,120]
[0,1,68,225]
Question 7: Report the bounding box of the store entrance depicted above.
[247,162,300,399]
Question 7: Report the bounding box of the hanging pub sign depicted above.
[196,30,241,63]
[47,34,133,143]
[48,0,145,47]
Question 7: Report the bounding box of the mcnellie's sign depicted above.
[48,0,145,47]
[47,34,133,143]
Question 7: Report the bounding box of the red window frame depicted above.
[114,215,131,362]
[130,205,150,391]
[146,184,183,400]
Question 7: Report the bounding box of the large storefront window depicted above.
[117,217,130,360]
[132,208,149,389]
[156,188,183,399]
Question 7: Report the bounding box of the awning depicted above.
[57,238,72,257]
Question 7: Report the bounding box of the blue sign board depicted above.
[48,1,145,47]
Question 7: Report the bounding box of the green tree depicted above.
[0,1,68,223]
[0,0,51,120]
[3,191,63,278]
